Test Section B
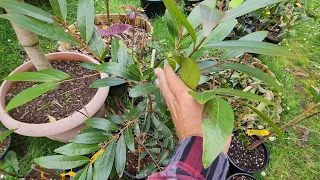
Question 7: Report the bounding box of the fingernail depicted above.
[155,79,159,86]
[154,68,160,75]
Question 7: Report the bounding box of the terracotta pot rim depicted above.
[0,52,109,137]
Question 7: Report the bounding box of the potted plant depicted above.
[227,173,258,180]
[227,131,269,174]
[0,128,13,160]
[140,0,166,19]
[0,0,112,142]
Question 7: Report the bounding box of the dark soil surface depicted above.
[125,148,153,176]
[228,135,267,172]
[6,61,99,124]
[0,131,9,154]
[230,174,254,180]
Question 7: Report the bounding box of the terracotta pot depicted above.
[0,52,109,142]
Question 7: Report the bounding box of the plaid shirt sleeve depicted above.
[148,136,229,180]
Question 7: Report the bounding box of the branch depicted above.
[52,16,101,61]
[136,139,162,171]
[247,103,320,150]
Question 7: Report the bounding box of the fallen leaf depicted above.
[47,115,56,123]
[293,70,309,77]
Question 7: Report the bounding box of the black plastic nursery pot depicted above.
[141,0,166,19]
[0,127,12,160]
[227,173,258,180]
[227,133,270,174]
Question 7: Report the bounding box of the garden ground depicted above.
[0,0,319,179]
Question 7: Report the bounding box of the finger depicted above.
[155,68,175,104]
[164,65,190,97]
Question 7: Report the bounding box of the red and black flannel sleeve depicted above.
[148,136,229,180]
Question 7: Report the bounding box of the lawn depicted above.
[0,0,319,179]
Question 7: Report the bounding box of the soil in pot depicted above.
[229,173,256,180]
[5,61,99,124]
[125,148,154,178]
[265,25,283,44]
[228,135,267,172]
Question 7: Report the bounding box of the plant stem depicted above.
[106,0,110,25]
[188,37,207,58]
[31,164,61,179]
[52,16,101,61]
[147,94,153,113]
[234,109,249,129]
[136,139,162,171]
[246,103,320,150]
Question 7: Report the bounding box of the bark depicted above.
[6,7,51,70]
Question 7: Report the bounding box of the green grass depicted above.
[0,0,319,179]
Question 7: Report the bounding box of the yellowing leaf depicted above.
[47,115,56,123]
[247,129,269,136]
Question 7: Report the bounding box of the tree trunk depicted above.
[5,9,52,70]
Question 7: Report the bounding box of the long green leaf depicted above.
[191,88,276,106]
[115,134,126,177]
[220,31,269,60]
[87,163,93,180]
[124,126,135,153]
[111,38,120,63]
[90,77,127,88]
[213,88,276,106]
[165,10,179,45]
[97,62,141,81]
[94,140,116,180]
[155,89,167,116]
[0,14,79,45]
[129,83,158,98]
[220,63,282,92]
[162,0,196,44]
[203,40,291,57]
[229,0,244,8]
[173,55,200,89]
[118,45,134,67]
[106,114,124,125]
[151,115,172,138]
[73,132,111,144]
[226,0,283,19]
[0,0,53,23]
[233,99,283,142]
[49,0,67,22]
[34,155,89,169]
[0,129,15,141]
[54,143,100,156]
[202,96,234,168]
[37,69,70,80]
[77,0,94,44]
[4,69,69,82]
[85,118,118,132]
[73,168,88,180]
[88,29,105,60]
[128,101,147,120]
[199,4,226,37]
[6,82,59,112]
[188,91,216,104]
[202,19,237,45]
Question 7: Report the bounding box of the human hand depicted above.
[154,65,203,141]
